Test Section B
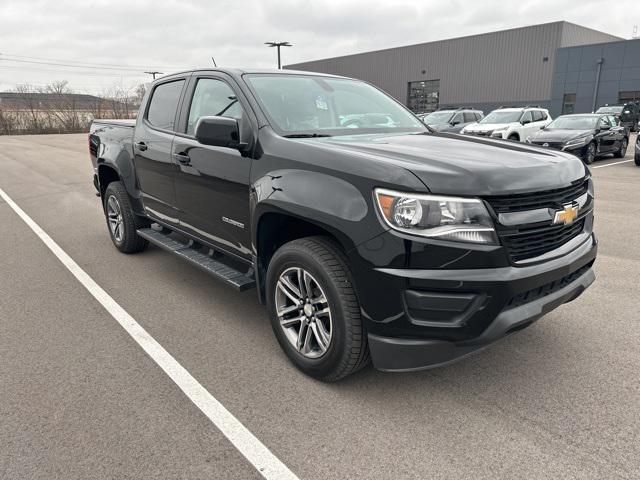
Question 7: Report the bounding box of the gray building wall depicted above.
[551,39,640,117]
[285,22,620,114]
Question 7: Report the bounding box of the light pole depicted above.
[264,41,292,69]
[144,71,163,80]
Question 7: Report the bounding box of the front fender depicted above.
[251,168,385,251]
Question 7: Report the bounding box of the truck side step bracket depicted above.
[136,228,256,291]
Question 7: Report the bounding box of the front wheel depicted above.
[582,142,596,165]
[614,138,628,158]
[635,152,640,166]
[266,237,370,381]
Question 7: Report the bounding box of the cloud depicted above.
[0,0,635,93]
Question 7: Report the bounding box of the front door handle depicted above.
[173,152,191,165]
[134,141,147,151]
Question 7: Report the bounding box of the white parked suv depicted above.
[461,106,552,142]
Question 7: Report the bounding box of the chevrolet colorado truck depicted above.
[89,69,597,381]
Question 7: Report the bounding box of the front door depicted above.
[133,78,186,225]
[595,116,616,153]
[172,76,253,260]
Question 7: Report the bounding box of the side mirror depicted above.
[540,125,546,130]
[451,120,460,126]
[521,119,531,125]
[195,116,243,149]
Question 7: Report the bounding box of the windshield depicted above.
[547,116,598,130]
[596,106,623,114]
[422,111,454,124]
[479,110,522,124]
[244,74,425,136]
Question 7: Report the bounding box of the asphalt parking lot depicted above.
[1,133,639,480]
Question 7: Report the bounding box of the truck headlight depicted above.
[375,189,498,244]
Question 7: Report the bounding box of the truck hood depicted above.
[315,132,588,196]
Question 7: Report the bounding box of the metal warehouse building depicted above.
[285,22,626,116]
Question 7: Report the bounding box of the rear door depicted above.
[133,77,187,225]
[172,73,254,260]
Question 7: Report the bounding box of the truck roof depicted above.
[155,67,350,82]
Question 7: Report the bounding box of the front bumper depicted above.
[364,234,597,372]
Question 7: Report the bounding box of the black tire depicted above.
[266,236,370,381]
[103,181,149,253]
[614,138,628,158]
[582,142,596,165]
[635,153,640,166]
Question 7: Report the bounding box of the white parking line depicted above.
[592,159,635,169]
[0,187,299,480]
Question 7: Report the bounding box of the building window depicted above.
[619,91,640,103]
[562,93,576,115]
[407,80,439,113]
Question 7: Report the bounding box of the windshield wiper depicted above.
[283,133,332,138]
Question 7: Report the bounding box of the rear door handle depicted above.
[173,152,191,165]
[134,141,147,151]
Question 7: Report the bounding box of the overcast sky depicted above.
[0,0,637,94]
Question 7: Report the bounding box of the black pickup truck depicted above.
[89,68,597,381]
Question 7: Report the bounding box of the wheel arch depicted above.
[253,209,354,304]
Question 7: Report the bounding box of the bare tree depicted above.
[15,84,43,133]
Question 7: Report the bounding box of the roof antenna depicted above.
[211,56,217,67]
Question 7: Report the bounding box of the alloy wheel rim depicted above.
[275,267,332,359]
[621,140,627,156]
[106,195,124,243]
[587,144,595,161]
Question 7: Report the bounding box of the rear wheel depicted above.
[103,181,149,253]
[614,138,628,158]
[266,237,370,381]
[582,142,596,164]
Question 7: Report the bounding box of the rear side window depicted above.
[532,111,543,122]
[474,112,483,121]
[463,112,475,123]
[147,80,185,131]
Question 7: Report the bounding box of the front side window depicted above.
[451,113,463,124]
[187,79,243,135]
[521,111,533,123]
[463,112,476,123]
[147,80,185,131]
[244,74,425,136]
[598,116,611,129]
[608,115,619,126]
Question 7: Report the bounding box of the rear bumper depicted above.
[367,235,597,372]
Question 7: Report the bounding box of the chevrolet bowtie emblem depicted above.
[553,204,579,226]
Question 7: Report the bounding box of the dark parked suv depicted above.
[89,69,596,381]
[596,102,640,132]
[419,107,483,133]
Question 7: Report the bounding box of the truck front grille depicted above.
[498,219,586,262]
[484,179,588,213]
[484,179,590,262]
